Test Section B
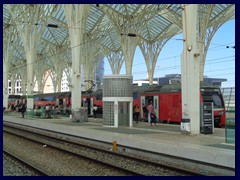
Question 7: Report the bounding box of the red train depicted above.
[133,84,226,127]
[8,95,26,105]
[7,94,27,110]
[32,90,103,115]
[7,84,226,127]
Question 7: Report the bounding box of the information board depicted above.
[200,102,214,134]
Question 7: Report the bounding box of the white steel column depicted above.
[20,69,27,95]
[81,35,100,89]
[51,45,67,92]
[102,9,138,75]
[181,4,200,135]
[3,33,11,108]
[8,5,47,111]
[63,5,91,113]
[3,61,9,108]
[35,55,47,93]
[197,5,235,81]
[139,39,170,85]
[104,49,124,75]
[120,36,138,75]
[26,50,34,108]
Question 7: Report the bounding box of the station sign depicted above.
[200,102,214,134]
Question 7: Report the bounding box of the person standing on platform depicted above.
[93,104,97,120]
[142,104,148,121]
[56,105,61,118]
[134,105,140,123]
[150,111,157,127]
[20,104,26,118]
[45,104,50,118]
[147,101,153,124]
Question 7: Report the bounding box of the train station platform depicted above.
[3,113,235,175]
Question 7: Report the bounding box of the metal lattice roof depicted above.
[3,4,235,72]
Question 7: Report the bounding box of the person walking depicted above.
[147,101,154,124]
[150,111,157,127]
[134,105,140,123]
[20,104,26,118]
[93,104,97,120]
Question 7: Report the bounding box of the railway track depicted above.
[4,150,50,176]
[4,131,137,176]
[3,122,220,176]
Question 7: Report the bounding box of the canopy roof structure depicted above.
[3,4,235,72]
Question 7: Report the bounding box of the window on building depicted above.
[17,81,19,86]
[9,81,11,87]
[213,82,221,87]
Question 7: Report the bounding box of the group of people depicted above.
[4,103,26,118]
[45,104,61,118]
[133,101,157,126]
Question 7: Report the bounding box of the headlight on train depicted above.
[219,111,224,115]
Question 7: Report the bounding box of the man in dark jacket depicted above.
[21,104,26,118]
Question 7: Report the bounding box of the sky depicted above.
[104,19,235,88]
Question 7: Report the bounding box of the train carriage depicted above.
[32,90,103,116]
[134,84,226,127]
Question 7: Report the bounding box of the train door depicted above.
[153,96,159,120]
[15,99,20,107]
[56,98,65,108]
[140,95,154,121]
[145,96,153,106]
[63,99,66,108]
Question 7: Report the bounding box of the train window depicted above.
[211,94,223,108]
[201,91,224,108]
[59,99,63,105]
[96,94,102,100]
[44,96,55,101]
